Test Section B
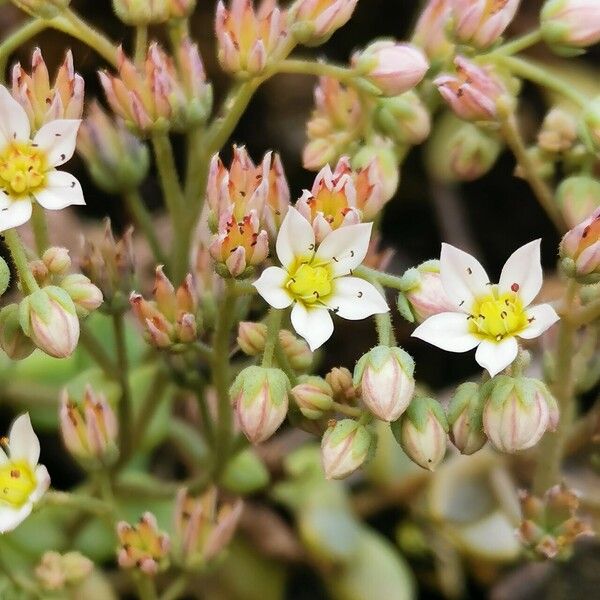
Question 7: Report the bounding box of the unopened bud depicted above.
[60,274,104,317]
[230,366,290,444]
[113,0,169,25]
[278,330,313,372]
[375,91,431,146]
[580,97,600,153]
[560,207,600,283]
[352,141,399,202]
[42,247,71,275]
[541,0,600,56]
[354,345,415,422]
[290,0,358,46]
[19,286,79,358]
[325,367,357,403]
[237,321,267,355]
[0,304,35,360]
[291,376,334,420]
[321,418,373,479]
[0,257,9,297]
[556,176,600,229]
[117,513,170,575]
[447,382,487,455]
[35,551,93,591]
[391,396,448,471]
[537,108,578,153]
[411,0,454,62]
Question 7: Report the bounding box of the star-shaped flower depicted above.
[412,240,560,377]
[253,207,389,350]
[0,85,84,233]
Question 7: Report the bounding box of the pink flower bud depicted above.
[375,91,431,146]
[60,274,103,316]
[434,56,506,121]
[230,366,290,444]
[325,366,357,403]
[352,142,399,203]
[412,0,454,61]
[354,346,415,422]
[541,0,600,56]
[352,41,429,97]
[447,382,487,455]
[392,397,448,471]
[482,376,553,453]
[290,0,358,45]
[321,418,372,479]
[537,108,578,153]
[351,157,389,218]
[291,376,334,420]
[117,513,170,575]
[560,207,600,282]
[19,286,79,358]
[237,321,268,355]
[0,304,35,360]
[452,0,521,49]
[42,247,71,275]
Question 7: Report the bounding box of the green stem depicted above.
[79,323,115,376]
[41,490,116,519]
[31,203,49,254]
[494,55,588,107]
[274,341,298,386]
[0,18,48,82]
[50,9,118,67]
[3,228,39,295]
[489,30,542,56]
[135,574,159,600]
[533,281,578,494]
[160,574,189,600]
[332,401,362,418]
[355,266,406,291]
[134,25,147,66]
[262,308,283,368]
[133,366,170,448]
[570,298,600,328]
[498,112,566,232]
[168,18,190,52]
[123,190,167,265]
[113,311,133,463]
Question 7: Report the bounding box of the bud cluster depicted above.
[117,513,170,575]
[35,551,94,591]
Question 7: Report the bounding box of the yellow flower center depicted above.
[0,461,36,508]
[307,189,351,229]
[0,142,47,198]
[467,291,529,342]
[287,263,333,305]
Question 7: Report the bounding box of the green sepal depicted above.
[446,381,481,426]
[230,366,290,409]
[396,292,415,323]
[0,257,9,296]
[403,396,448,433]
[353,345,415,385]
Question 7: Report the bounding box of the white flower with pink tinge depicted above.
[0,85,84,232]
[253,207,389,351]
[412,240,560,377]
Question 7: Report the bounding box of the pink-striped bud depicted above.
[12,48,84,132]
[321,418,372,479]
[60,274,104,317]
[291,376,334,419]
[290,0,357,46]
[446,382,487,455]
[216,0,289,75]
[231,366,290,444]
[352,41,429,97]
[411,0,454,61]
[560,208,600,283]
[541,0,600,56]
[173,487,243,567]
[482,376,555,453]
[452,0,521,49]
[117,513,170,575]
[0,304,35,360]
[354,346,415,422]
[434,56,506,121]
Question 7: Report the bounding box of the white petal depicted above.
[29,464,50,503]
[475,337,518,377]
[518,304,560,340]
[327,277,389,320]
[8,413,40,466]
[0,502,33,534]
[314,222,372,277]
[253,266,293,309]
[34,171,85,210]
[276,206,315,270]
[291,302,334,351]
[412,311,480,352]
[33,119,81,167]
[0,199,32,232]
[0,85,30,145]
[0,446,7,465]
[0,190,10,209]
[440,243,490,310]
[498,239,543,307]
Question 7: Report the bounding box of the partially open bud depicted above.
[481,375,555,453]
[411,0,454,62]
[35,551,93,592]
[321,418,373,479]
[60,274,103,317]
[434,56,507,122]
[556,176,600,229]
[398,260,456,323]
[59,386,118,469]
[350,157,389,220]
[391,397,448,471]
[19,286,79,359]
[173,487,243,568]
[452,0,520,49]
[560,207,600,283]
[518,484,594,559]
[113,0,169,25]
[130,267,200,350]
[78,102,150,195]
[325,366,357,404]
[537,108,578,153]
[117,513,170,576]
[447,382,487,455]
[291,376,334,420]
[230,366,290,444]
[352,41,429,97]
[12,48,84,132]
[375,91,431,146]
[99,41,212,133]
[354,346,415,422]
[352,141,400,202]
[541,0,600,56]
[0,304,35,360]
[303,77,363,170]
[289,0,358,46]
[216,0,289,76]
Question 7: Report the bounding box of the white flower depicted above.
[0,85,84,233]
[412,240,560,377]
[0,414,50,533]
[253,207,389,351]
